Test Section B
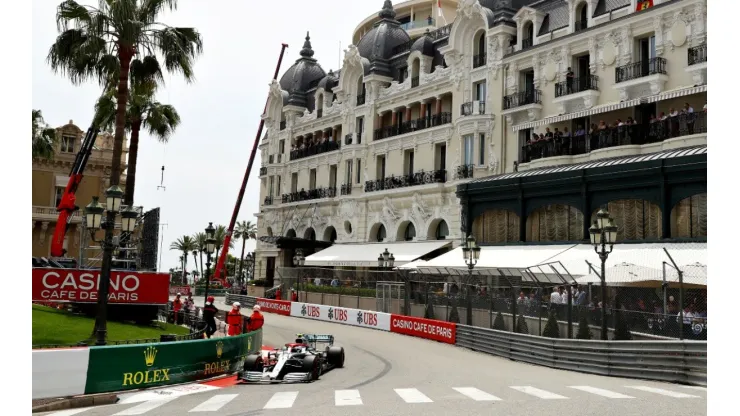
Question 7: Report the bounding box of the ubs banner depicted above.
[83,330,262,394]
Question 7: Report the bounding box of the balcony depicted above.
[263,196,273,206]
[553,75,600,114]
[472,53,486,69]
[279,121,286,130]
[455,164,474,180]
[340,183,352,195]
[259,166,267,176]
[522,37,533,50]
[281,186,337,203]
[574,20,587,32]
[686,44,707,86]
[400,19,435,32]
[411,76,419,88]
[364,169,447,193]
[460,101,486,116]
[344,132,363,145]
[373,113,452,141]
[614,58,668,100]
[501,90,542,125]
[520,112,706,165]
[357,94,366,106]
[289,140,340,161]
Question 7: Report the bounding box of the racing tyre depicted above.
[302,356,321,381]
[326,346,345,368]
[242,354,264,372]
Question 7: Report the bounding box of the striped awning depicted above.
[645,84,707,103]
[512,98,642,131]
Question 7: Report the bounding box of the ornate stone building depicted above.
[255,0,707,281]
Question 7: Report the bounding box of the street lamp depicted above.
[203,222,217,308]
[245,253,254,282]
[377,248,395,269]
[84,185,138,346]
[293,249,305,267]
[589,208,619,340]
[461,235,481,325]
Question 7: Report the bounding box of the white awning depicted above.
[512,99,642,131]
[55,175,68,187]
[416,244,578,271]
[645,85,707,103]
[575,262,707,286]
[304,241,452,267]
[399,259,427,269]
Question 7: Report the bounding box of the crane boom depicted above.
[212,43,289,286]
[50,127,100,258]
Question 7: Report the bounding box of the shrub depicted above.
[516,314,529,334]
[612,309,633,340]
[576,312,592,340]
[493,312,507,331]
[542,310,560,338]
[424,301,436,320]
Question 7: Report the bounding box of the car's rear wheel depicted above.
[302,356,321,380]
[326,346,345,368]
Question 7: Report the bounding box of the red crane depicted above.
[50,127,100,258]
[212,43,289,286]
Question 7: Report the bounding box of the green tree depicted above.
[234,220,257,284]
[48,0,202,196]
[516,314,529,334]
[32,109,58,160]
[193,232,206,276]
[493,312,507,331]
[170,235,196,285]
[576,312,593,340]
[542,310,561,338]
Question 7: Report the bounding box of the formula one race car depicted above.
[238,334,345,383]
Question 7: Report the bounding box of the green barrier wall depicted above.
[83,330,262,394]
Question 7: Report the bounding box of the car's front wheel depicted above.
[301,356,321,381]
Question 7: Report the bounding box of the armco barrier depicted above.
[224,293,706,386]
[32,329,262,399]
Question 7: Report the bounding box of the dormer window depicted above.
[522,21,534,49]
[60,136,75,153]
[356,77,366,106]
[575,2,588,32]
[316,92,324,118]
[473,30,486,68]
[411,59,420,87]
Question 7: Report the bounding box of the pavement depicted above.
[36,296,707,416]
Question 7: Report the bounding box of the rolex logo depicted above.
[144,346,158,367]
[216,341,224,359]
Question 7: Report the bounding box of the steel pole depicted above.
[599,248,608,340]
[466,266,473,325]
[203,253,212,309]
[93,217,115,345]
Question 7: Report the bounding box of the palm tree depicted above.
[193,232,207,278]
[191,250,199,278]
[48,0,202,192]
[234,220,257,284]
[32,109,57,159]
[170,235,196,285]
[213,224,234,263]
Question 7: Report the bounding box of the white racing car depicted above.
[238,333,345,383]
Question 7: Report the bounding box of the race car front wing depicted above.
[240,371,312,383]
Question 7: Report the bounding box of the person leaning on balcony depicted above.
[566,67,574,93]
[684,102,695,134]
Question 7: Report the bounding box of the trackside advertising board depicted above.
[255,298,292,316]
[290,302,391,331]
[390,314,456,344]
[83,330,262,394]
[32,268,170,305]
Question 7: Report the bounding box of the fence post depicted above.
[489,290,494,329]
[403,277,411,316]
[567,287,573,338]
[511,286,517,332]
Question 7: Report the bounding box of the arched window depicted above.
[376,224,386,242]
[404,223,416,241]
[473,30,486,68]
[316,92,323,118]
[411,59,421,87]
[523,22,534,49]
[357,77,366,105]
[576,2,588,31]
[435,220,449,240]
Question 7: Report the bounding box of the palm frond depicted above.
[137,0,179,25]
[153,26,203,83]
[32,110,58,160]
[144,103,180,141]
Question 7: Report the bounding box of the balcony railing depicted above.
[277,154,282,163]
[519,112,707,164]
[279,121,286,130]
[554,75,599,98]
[472,53,486,68]
[400,19,435,31]
[263,196,273,206]
[364,169,447,192]
[390,24,452,56]
[268,155,274,164]
[522,37,533,49]
[503,90,542,110]
[615,57,667,83]
[259,166,267,176]
[290,140,340,161]
[340,183,352,196]
[574,20,587,32]
[281,186,337,203]
[357,94,366,106]
[373,112,452,141]
[456,164,474,180]
[411,76,420,88]
[461,101,486,116]
[316,109,323,118]
[688,44,707,66]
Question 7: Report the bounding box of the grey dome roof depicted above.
[317,69,338,91]
[279,32,326,107]
[411,31,435,56]
[477,0,536,28]
[356,1,411,77]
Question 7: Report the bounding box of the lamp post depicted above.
[293,249,305,301]
[83,187,139,346]
[245,252,254,282]
[203,223,217,308]
[589,208,618,340]
[461,235,481,325]
[377,248,395,270]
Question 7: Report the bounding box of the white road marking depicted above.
[113,398,176,415]
[394,388,433,403]
[335,389,363,406]
[452,387,502,401]
[569,386,634,399]
[625,386,700,398]
[263,391,299,409]
[510,386,568,399]
[682,386,707,391]
[188,394,238,412]
[45,410,91,416]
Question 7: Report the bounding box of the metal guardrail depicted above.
[455,325,706,386]
[224,293,258,308]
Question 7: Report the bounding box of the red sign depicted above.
[390,314,456,344]
[32,268,170,305]
[256,298,292,316]
[636,0,653,12]
[169,286,191,296]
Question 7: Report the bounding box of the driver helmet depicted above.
[253,305,261,312]
[233,302,241,308]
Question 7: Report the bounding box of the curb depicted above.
[32,393,119,413]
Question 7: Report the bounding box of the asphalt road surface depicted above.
[39,298,707,416]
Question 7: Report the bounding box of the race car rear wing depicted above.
[300,334,334,346]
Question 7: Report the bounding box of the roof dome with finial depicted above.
[317,69,339,92]
[355,0,411,77]
[411,30,435,57]
[279,32,327,107]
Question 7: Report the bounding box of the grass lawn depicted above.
[32,304,190,346]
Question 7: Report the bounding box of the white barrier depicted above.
[290,302,391,332]
[32,348,90,399]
